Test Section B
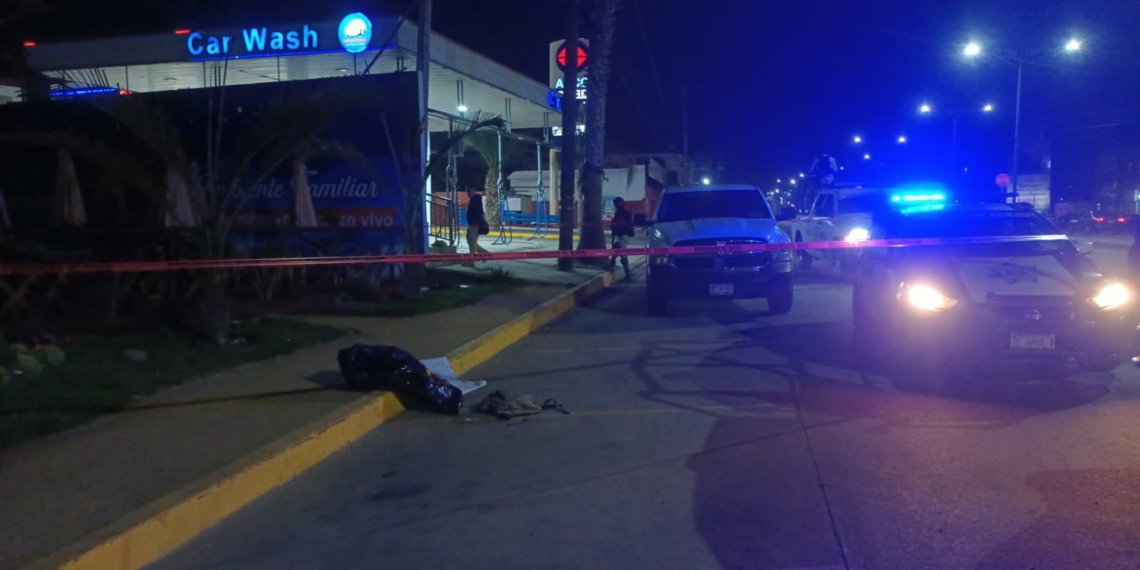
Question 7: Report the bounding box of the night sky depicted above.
[5,0,1139,190]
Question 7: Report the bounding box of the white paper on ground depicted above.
[421,357,488,395]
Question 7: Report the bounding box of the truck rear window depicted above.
[839,193,888,214]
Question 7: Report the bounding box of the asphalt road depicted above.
[148,247,1140,570]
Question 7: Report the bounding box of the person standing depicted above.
[608,197,635,280]
[810,146,838,188]
[465,187,490,266]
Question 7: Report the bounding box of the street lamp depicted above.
[918,101,996,172]
[701,177,711,185]
[853,135,863,144]
[790,179,797,185]
[776,179,781,183]
[961,36,1082,198]
[897,135,907,144]
[863,153,871,160]
[799,173,805,178]
[457,104,469,113]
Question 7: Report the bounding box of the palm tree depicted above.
[579,0,620,257]
[464,130,527,227]
[379,110,505,297]
[0,73,387,344]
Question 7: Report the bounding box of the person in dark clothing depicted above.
[608,197,635,279]
[465,187,490,265]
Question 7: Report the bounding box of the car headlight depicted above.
[1089,282,1129,310]
[899,283,958,312]
[650,255,673,265]
[845,227,870,244]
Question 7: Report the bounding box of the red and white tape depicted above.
[0,235,1071,277]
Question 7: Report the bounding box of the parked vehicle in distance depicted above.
[1091,212,1135,234]
[1054,211,1097,234]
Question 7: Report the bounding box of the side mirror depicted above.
[1076,240,1095,255]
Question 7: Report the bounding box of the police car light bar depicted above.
[890,192,947,203]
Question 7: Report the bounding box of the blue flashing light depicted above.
[889,183,951,208]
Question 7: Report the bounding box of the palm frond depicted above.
[90,95,192,181]
[296,138,391,188]
[425,114,506,185]
[0,130,159,196]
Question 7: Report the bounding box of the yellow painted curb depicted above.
[449,270,614,376]
[27,267,624,570]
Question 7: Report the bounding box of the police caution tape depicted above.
[0,235,1071,276]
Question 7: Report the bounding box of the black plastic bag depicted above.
[337,344,463,415]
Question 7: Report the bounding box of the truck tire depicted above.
[767,275,794,314]
[647,277,668,316]
[795,233,813,270]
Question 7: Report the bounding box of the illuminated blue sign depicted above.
[187,25,319,56]
[185,14,376,57]
[338,13,372,54]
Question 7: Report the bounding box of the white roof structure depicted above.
[24,15,560,133]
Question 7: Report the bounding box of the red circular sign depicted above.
[556,43,588,71]
[996,173,1011,187]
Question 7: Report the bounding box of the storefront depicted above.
[7,12,561,253]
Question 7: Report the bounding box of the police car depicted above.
[851,187,1132,389]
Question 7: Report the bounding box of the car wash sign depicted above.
[184,12,376,58]
[549,38,589,102]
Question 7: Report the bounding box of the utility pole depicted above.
[681,85,690,185]
[1011,58,1024,202]
[557,0,579,271]
[416,0,432,253]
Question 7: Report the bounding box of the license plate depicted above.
[1010,333,1055,350]
[709,283,734,296]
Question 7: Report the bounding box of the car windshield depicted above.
[656,190,773,222]
[900,210,1060,238]
[892,209,1074,256]
[839,193,888,214]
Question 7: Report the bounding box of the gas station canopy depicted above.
[24,15,560,133]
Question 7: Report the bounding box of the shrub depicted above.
[32,345,66,367]
[15,353,44,376]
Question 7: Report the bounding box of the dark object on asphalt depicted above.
[476,390,543,418]
[541,398,571,415]
[337,344,463,415]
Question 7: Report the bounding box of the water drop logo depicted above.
[338,13,372,54]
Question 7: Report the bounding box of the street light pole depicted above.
[951,113,959,173]
[1011,58,1024,200]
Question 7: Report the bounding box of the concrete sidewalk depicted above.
[0,265,606,569]
[445,230,647,287]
